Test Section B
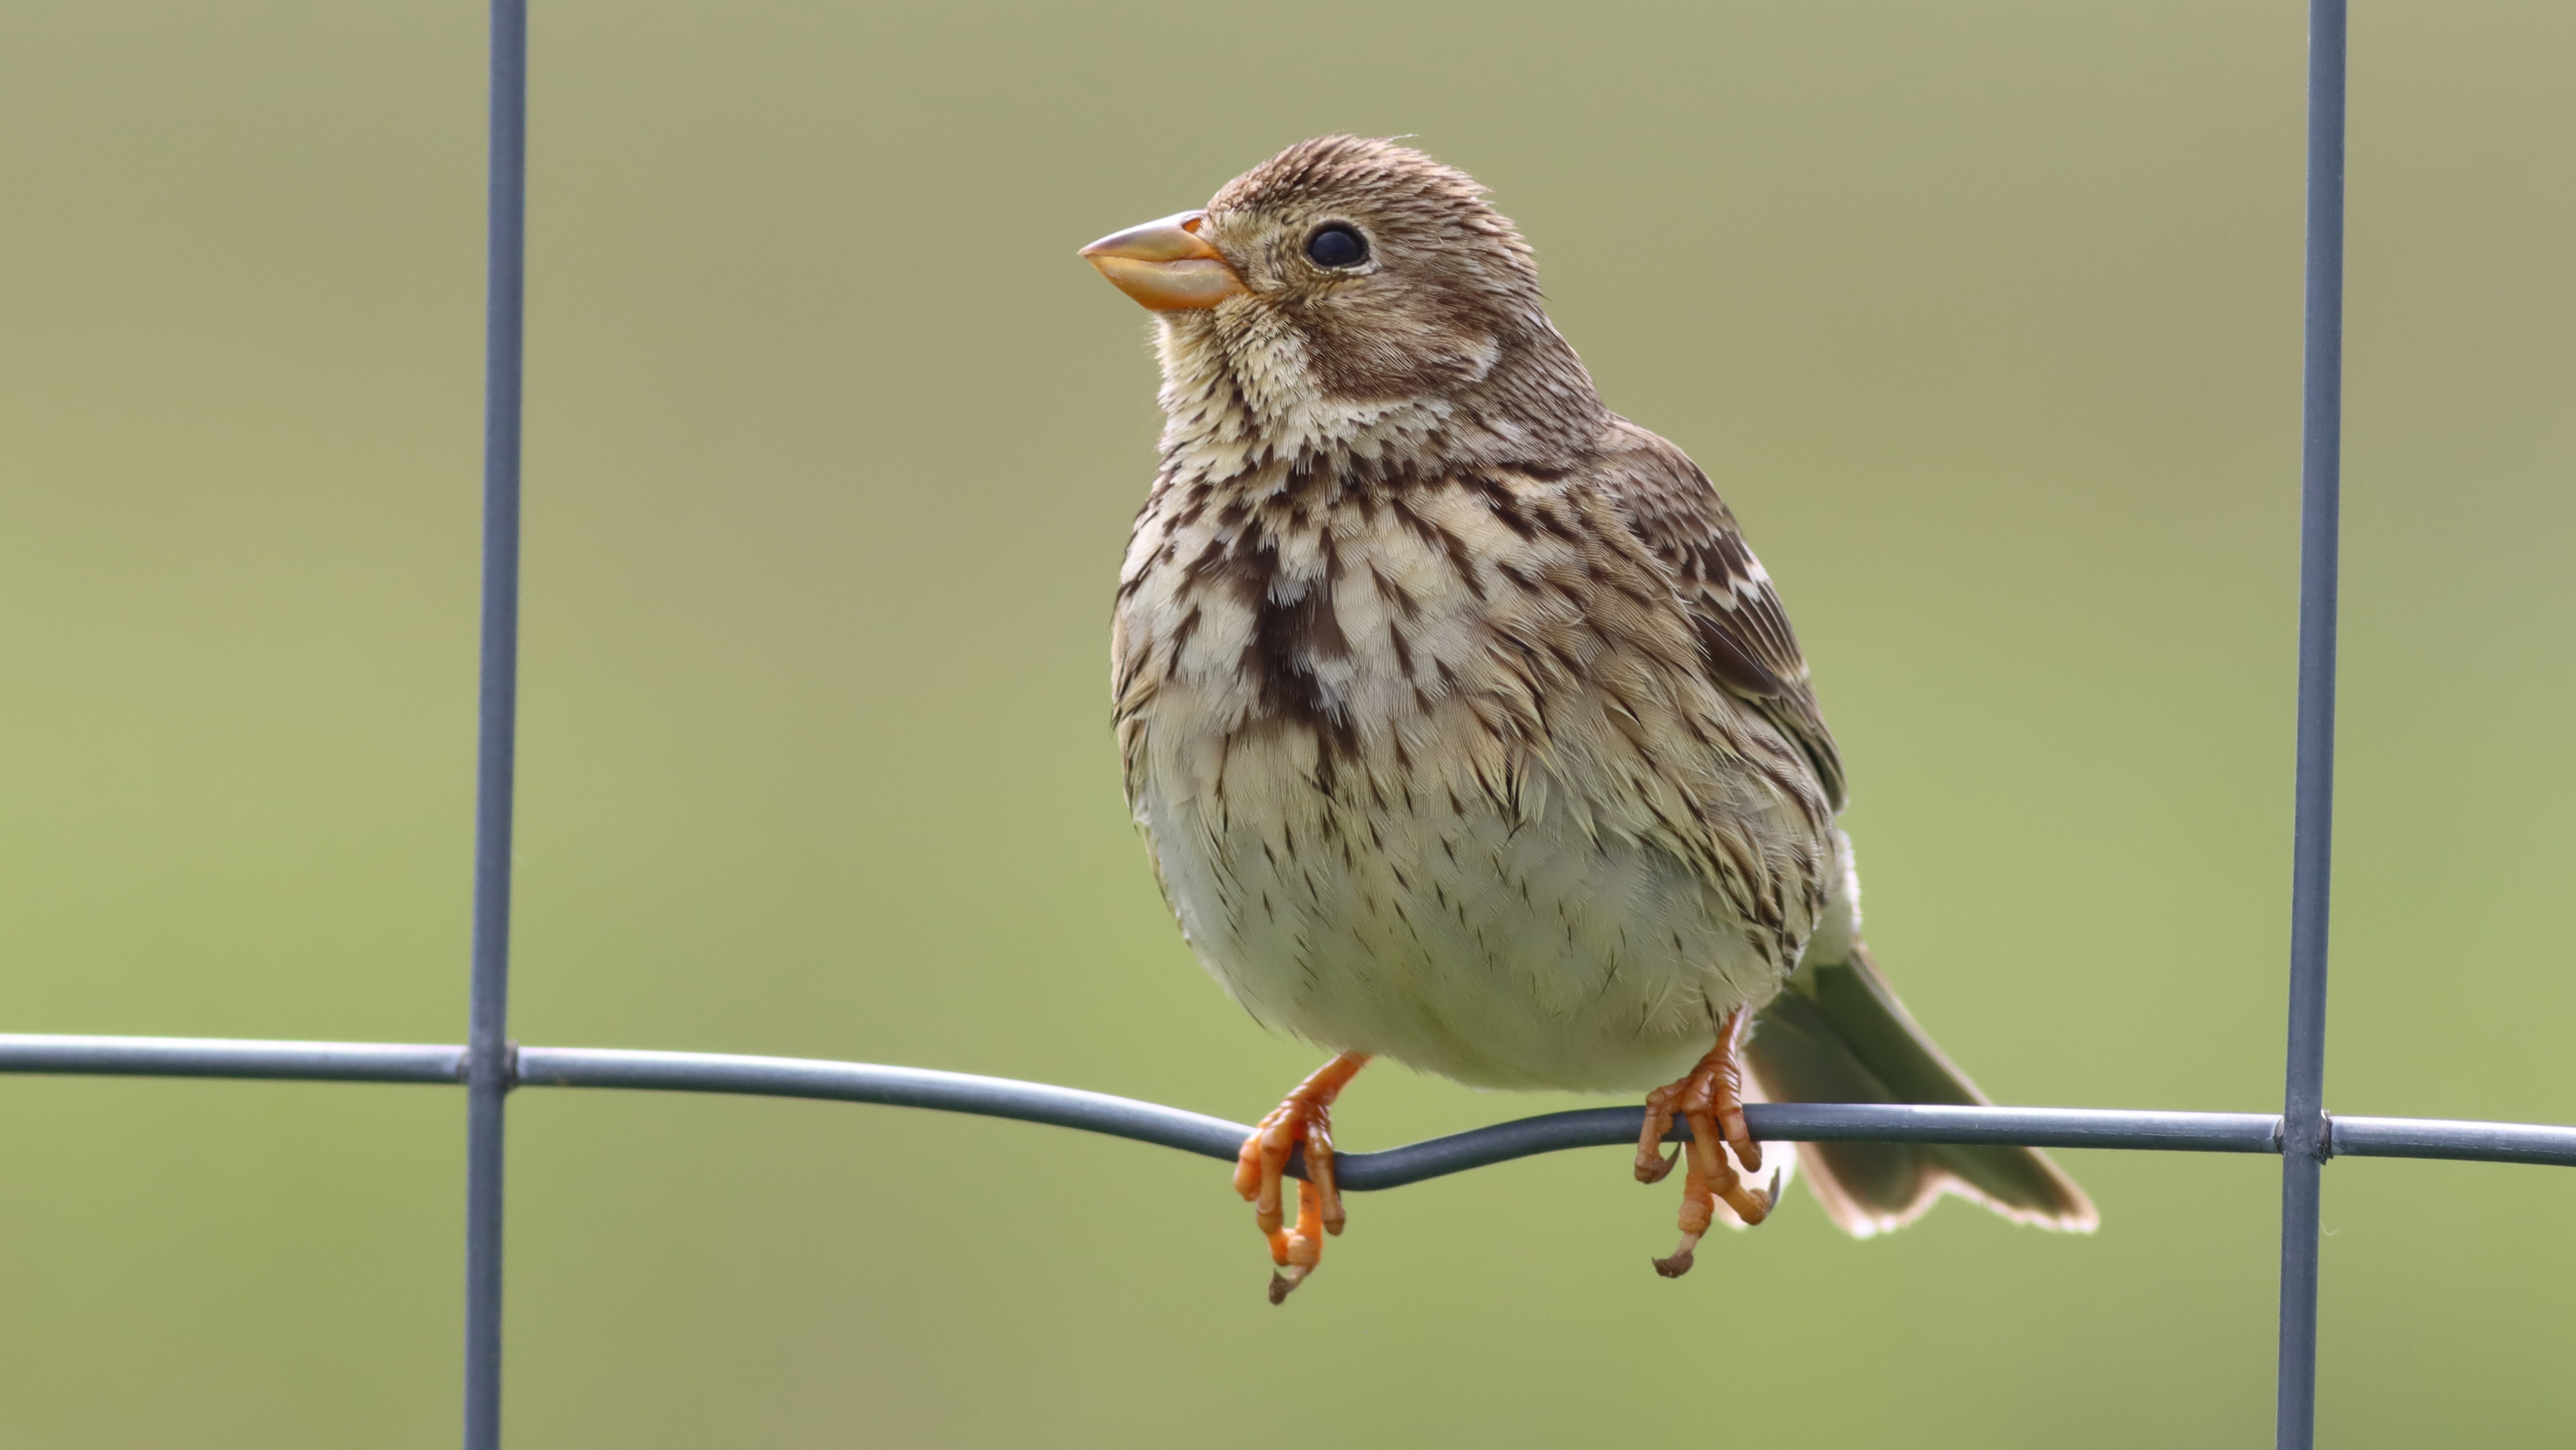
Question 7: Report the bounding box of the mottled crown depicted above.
[1212,134,1480,211]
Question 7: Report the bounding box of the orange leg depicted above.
[1633,1007,1776,1278]
[1234,1051,1371,1304]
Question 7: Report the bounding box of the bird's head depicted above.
[1082,137,1606,478]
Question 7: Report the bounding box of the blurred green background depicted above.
[1,1,2570,1444]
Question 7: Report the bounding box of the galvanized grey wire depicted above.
[7,1037,2575,1186]
[2275,5,2346,1445]
[464,3,530,1445]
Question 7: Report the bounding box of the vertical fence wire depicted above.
[465,1,530,1446]
[2276,2,2345,1448]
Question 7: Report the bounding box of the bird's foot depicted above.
[1633,1007,1775,1277]
[1235,1051,1371,1304]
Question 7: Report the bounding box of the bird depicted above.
[1080,135,2094,1303]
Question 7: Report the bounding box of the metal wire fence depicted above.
[5,3,2551,1446]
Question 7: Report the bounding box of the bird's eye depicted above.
[1305,224,1368,269]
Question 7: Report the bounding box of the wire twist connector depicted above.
[456,1039,522,1093]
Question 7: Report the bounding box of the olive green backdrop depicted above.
[2,2,2570,1445]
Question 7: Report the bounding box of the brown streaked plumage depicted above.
[1082,135,2093,1301]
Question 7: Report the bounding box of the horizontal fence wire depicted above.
[6,1036,2573,1187]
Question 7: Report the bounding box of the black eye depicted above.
[1305,223,1368,269]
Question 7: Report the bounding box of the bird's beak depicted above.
[1080,210,1247,311]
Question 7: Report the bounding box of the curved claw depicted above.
[1635,1095,1681,1182]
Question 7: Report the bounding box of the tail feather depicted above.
[1746,942,2096,1238]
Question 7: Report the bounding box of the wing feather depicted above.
[1590,422,1846,811]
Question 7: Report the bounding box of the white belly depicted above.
[1136,744,1789,1093]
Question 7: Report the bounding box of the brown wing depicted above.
[1592,421,1846,811]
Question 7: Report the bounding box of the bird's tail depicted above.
[1745,939,2097,1237]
